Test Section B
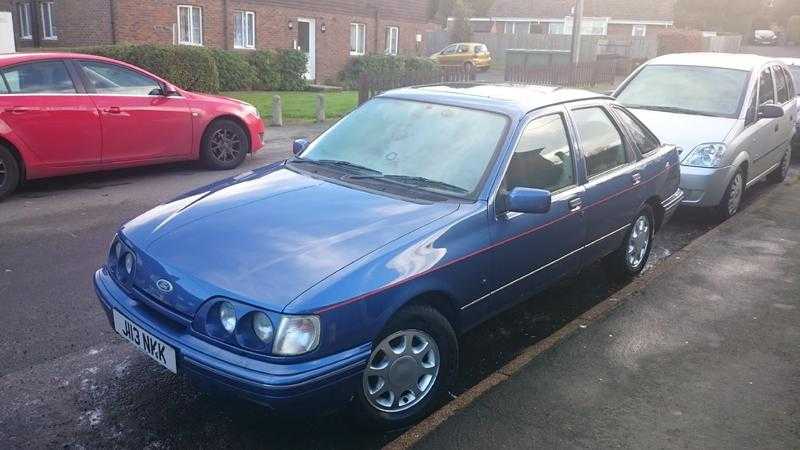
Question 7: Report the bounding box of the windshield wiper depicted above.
[290,158,383,175]
[349,174,468,194]
[626,104,726,118]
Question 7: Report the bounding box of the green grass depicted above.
[224,90,358,122]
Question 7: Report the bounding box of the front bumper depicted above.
[678,164,733,208]
[93,269,368,412]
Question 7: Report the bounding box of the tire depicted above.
[0,145,21,201]
[605,205,655,281]
[767,149,790,183]
[354,304,458,430]
[716,166,745,221]
[200,119,249,170]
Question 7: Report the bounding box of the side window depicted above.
[572,107,628,178]
[613,107,660,156]
[78,61,160,96]
[1,61,76,94]
[504,114,575,193]
[441,45,457,55]
[457,44,469,53]
[774,66,789,103]
[759,68,775,105]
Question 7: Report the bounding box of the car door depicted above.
[0,59,101,169]
[487,108,586,314]
[568,104,641,265]
[437,45,459,66]
[74,60,193,163]
[772,65,795,162]
[751,65,780,176]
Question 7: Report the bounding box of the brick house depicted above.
[0,1,440,83]
[463,0,674,38]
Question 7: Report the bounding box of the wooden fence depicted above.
[357,67,473,105]
[504,58,642,88]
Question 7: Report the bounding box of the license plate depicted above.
[113,309,177,373]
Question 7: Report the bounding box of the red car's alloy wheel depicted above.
[209,128,243,163]
[0,159,6,188]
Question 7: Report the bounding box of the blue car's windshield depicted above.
[616,65,750,118]
[298,98,509,198]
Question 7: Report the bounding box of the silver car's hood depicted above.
[629,109,738,162]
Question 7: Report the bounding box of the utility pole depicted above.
[570,0,584,64]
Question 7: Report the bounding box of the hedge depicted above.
[65,44,307,93]
[656,29,704,56]
[339,55,439,89]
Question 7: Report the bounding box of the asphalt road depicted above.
[0,124,797,447]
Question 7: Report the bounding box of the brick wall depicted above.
[3,1,113,49]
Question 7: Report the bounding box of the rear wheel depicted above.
[354,305,457,430]
[200,119,249,170]
[0,145,21,201]
[605,206,654,280]
[716,166,745,221]
[767,149,790,183]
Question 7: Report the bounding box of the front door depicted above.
[752,66,781,176]
[75,60,193,163]
[0,60,101,169]
[488,110,586,314]
[297,18,316,81]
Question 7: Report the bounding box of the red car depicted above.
[0,52,265,199]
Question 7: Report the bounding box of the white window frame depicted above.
[233,10,255,49]
[18,3,32,39]
[631,24,647,37]
[40,2,56,40]
[385,26,399,56]
[563,17,608,36]
[548,22,564,35]
[503,22,516,34]
[350,22,366,55]
[177,5,203,46]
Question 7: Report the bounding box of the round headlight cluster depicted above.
[219,302,237,333]
[252,312,274,343]
[123,252,135,275]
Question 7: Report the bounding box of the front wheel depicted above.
[200,119,249,170]
[716,166,745,221]
[605,206,654,280]
[354,305,458,430]
[0,145,21,201]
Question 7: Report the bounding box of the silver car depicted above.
[614,53,795,220]
[780,58,800,149]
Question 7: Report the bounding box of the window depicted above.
[40,2,56,40]
[614,107,660,156]
[503,22,516,34]
[384,26,399,55]
[475,44,488,54]
[616,65,750,119]
[572,107,627,177]
[787,66,800,95]
[784,66,796,98]
[234,11,255,49]
[78,61,161,96]
[441,44,458,55]
[505,115,575,192]
[548,22,564,35]
[18,3,32,39]
[773,66,789,103]
[350,23,366,55]
[1,61,76,94]
[564,17,608,36]
[759,68,775,105]
[457,44,470,54]
[631,24,647,37]
[178,5,202,46]
[529,23,545,34]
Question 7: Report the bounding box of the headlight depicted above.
[273,315,321,356]
[252,312,274,343]
[219,302,237,333]
[123,253,135,275]
[683,143,727,168]
[244,103,260,118]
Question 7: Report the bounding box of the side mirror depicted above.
[162,84,179,96]
[500,187,552,215]
[758,104,784,120]
[293,138,310,156]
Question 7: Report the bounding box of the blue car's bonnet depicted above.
[120,165,460,315]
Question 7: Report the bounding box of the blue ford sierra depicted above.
[94,84,683,428]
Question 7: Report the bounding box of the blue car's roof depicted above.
[379,83,610,118]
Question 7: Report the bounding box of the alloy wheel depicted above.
[363,329,440,413]
[626,215,651,270]
[728,171,744,216]
[209,128,242,163]
[0,159,6,188]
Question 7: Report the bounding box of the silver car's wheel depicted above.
[626,214,651,271]
[363,329,440,413]
[727,170,744,217]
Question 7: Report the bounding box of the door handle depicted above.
[103,106,122,114]
[632,173,642,185]
[5,107,29,114]
[568,197,583,211]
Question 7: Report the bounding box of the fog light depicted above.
[124,253,135,274]
[252,312,274,343]
[219,302,237,333]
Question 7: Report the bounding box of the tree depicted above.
[675,0,764,34]
[429,0,496,25]
[449,0,473,42]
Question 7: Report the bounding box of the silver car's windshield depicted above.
[617,65,750,119]
[298,98,509,198]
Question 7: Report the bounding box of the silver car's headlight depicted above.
[273,315,321,356]
[683,143,727,168]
